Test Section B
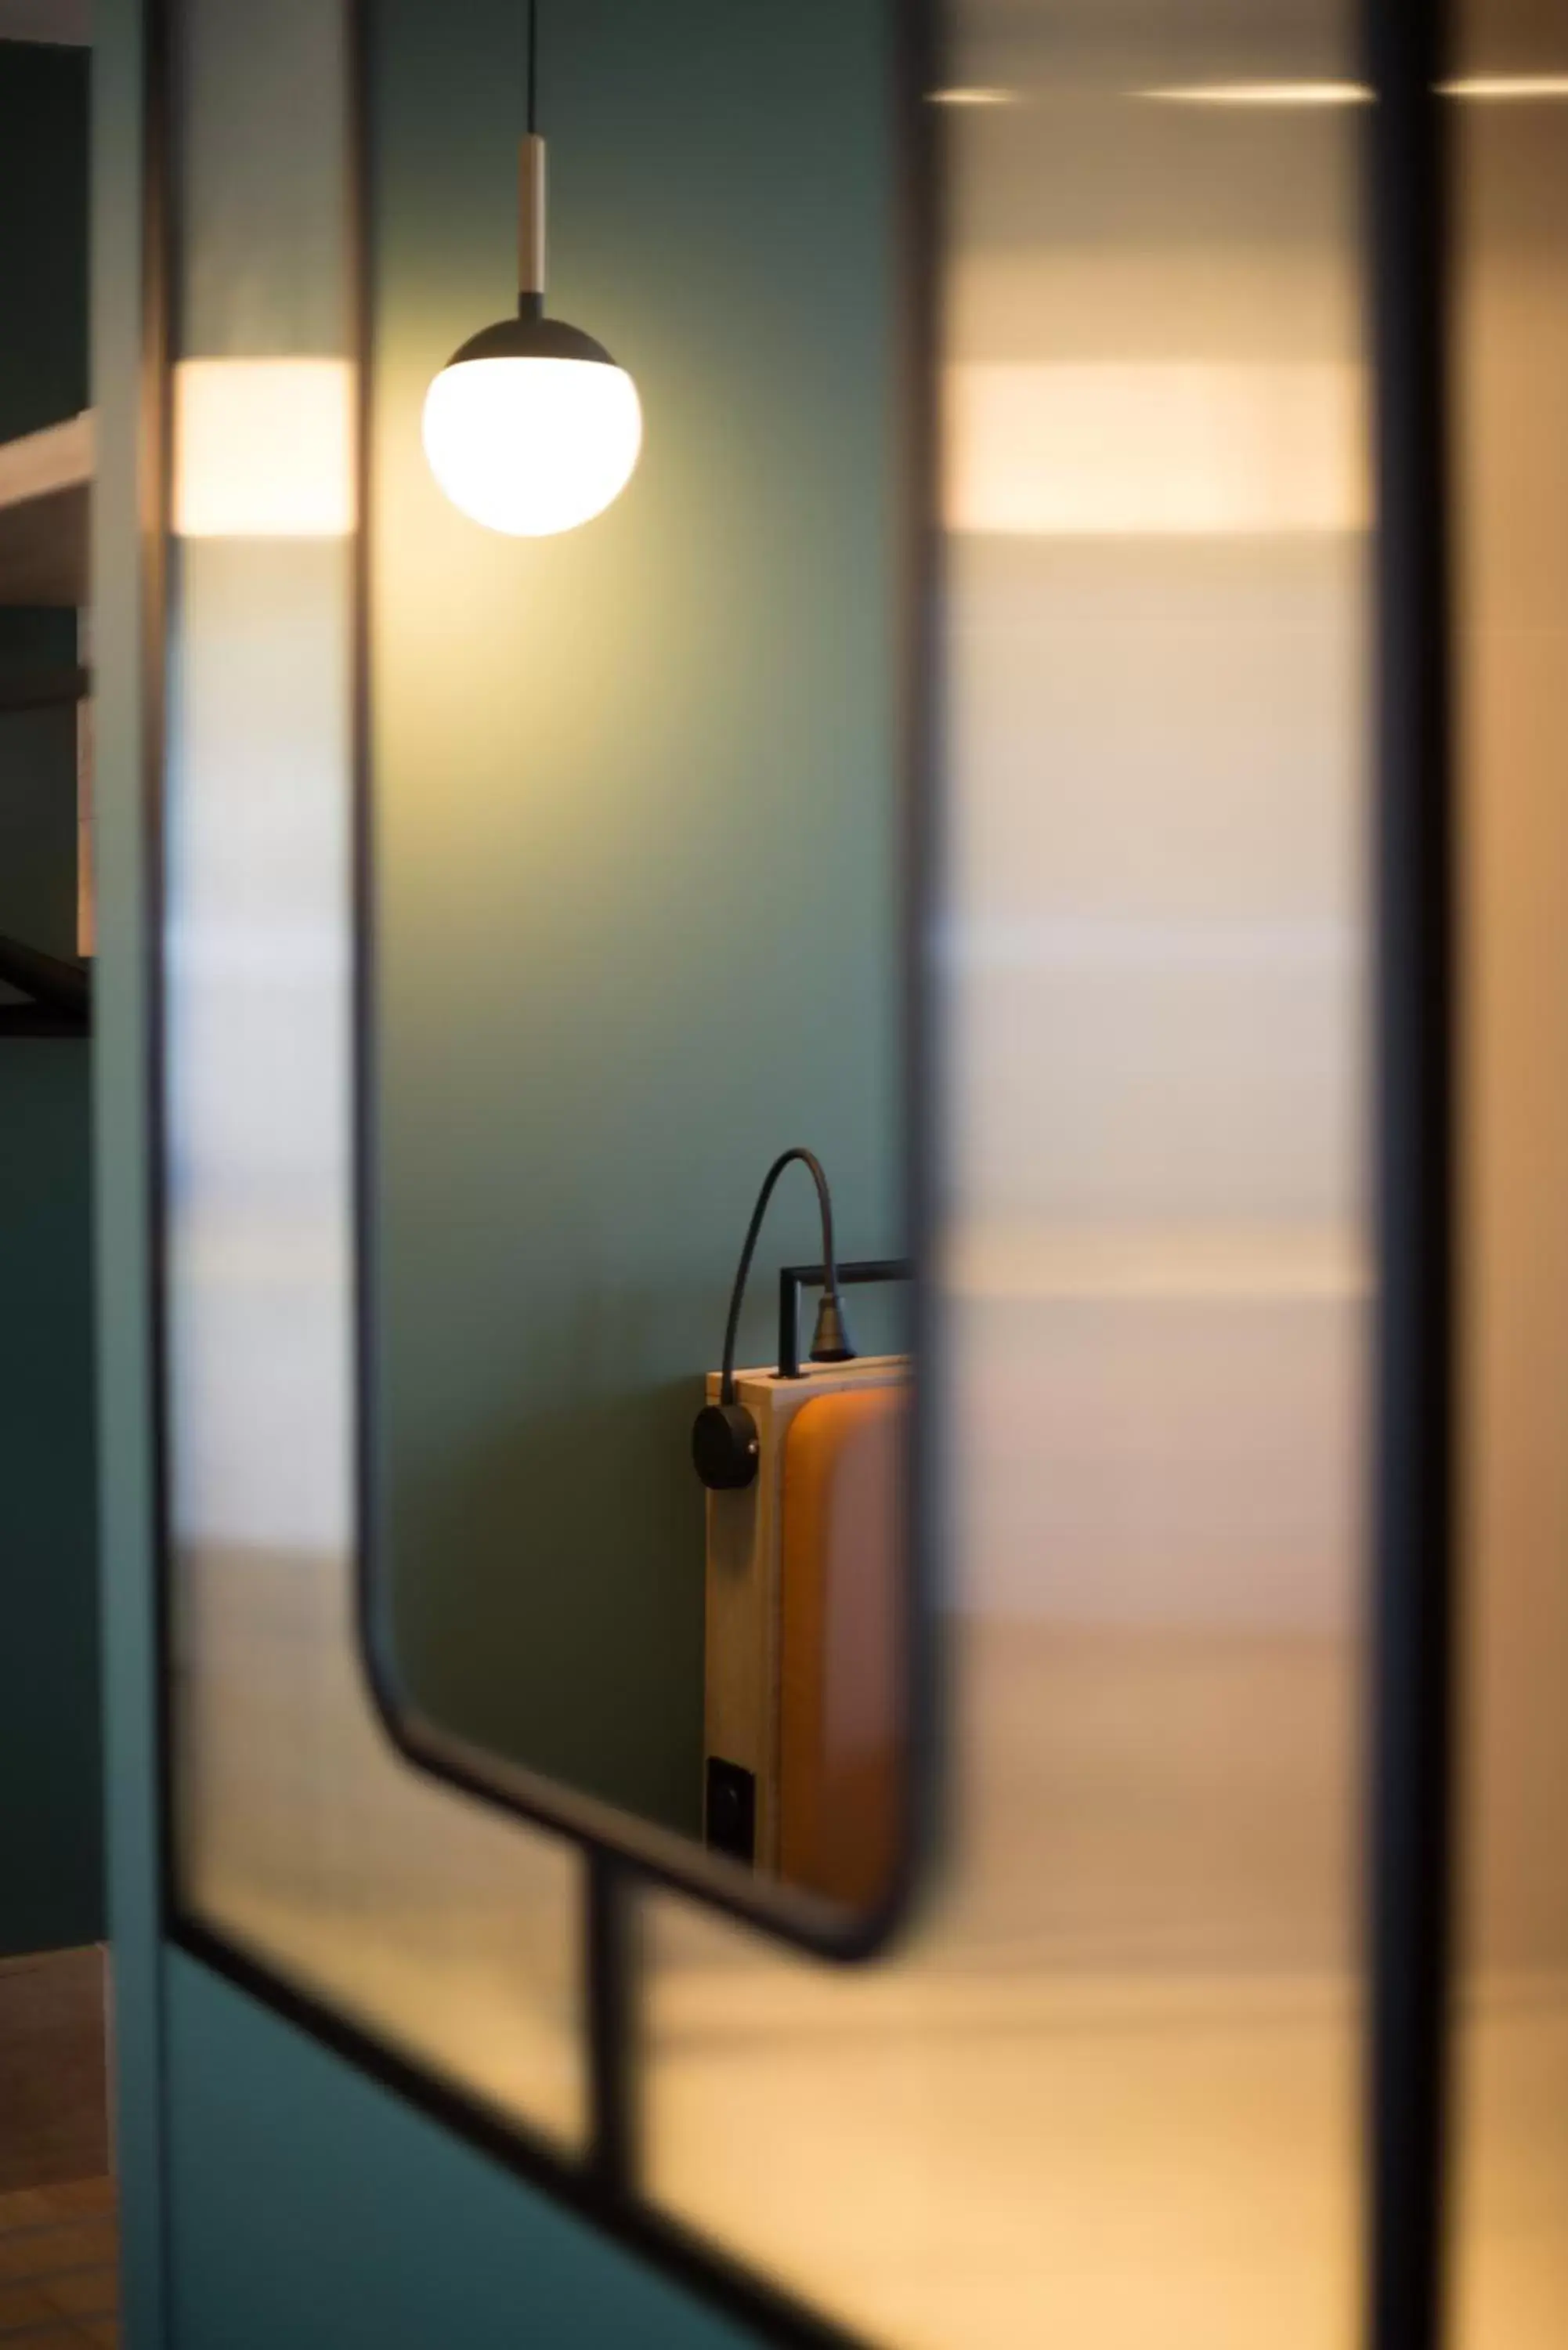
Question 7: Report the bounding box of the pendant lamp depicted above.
[421,2,642,537]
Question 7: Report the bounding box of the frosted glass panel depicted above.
[162,0,586,2152]
[641,6,1371,2344]
[1450,13,1568,2345]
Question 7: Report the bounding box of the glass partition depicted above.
[161,0,586,2153]
[159,6,1548,2347]
[641,2,1374,2342]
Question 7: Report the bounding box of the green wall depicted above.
[164,1953,745,2350]
[371,0,905,1834]
[0,35,101,1958]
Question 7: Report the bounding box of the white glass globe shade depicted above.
[421,354,642,537]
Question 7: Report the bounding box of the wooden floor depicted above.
[0,1949,116,2345]
[0,1952,108,2196]
[0,2178,117,2348]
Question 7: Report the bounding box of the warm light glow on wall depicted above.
[172,357,357,537]
[945,361,1368,537]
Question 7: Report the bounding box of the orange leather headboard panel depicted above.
[779,1383,906,1909]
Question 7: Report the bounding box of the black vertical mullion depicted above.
[586,1853,640,2198]
[1363,5,1458,2350]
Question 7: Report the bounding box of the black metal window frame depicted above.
[344,0,941,1970]
[146,0,941,2342]
[139,0,1461,2345]
[1364,4,1457,2348]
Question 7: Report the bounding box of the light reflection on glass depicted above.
[946,360,1367,536]
[928,87,1021,107]
[172,358,357,538]
[1136,81,1373,107]
[1442,74,1568,98]
[1134,78,1568,106]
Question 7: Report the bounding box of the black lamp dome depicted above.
[439,304,620,374]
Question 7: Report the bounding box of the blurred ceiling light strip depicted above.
[1138,76,1568,104]
[172,357,357,538]
[1440,74,1568,97]
[927,86,1019,106]
[1136,81,1371,105]
[945,361,1368,537]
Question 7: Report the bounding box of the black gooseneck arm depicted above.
[719,1148,852,1405]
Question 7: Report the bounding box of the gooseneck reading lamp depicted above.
[691,1149,858,1492]
[421,0,643,536]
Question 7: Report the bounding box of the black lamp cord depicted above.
[718,1148,849,1408]
[526,0,539,135]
